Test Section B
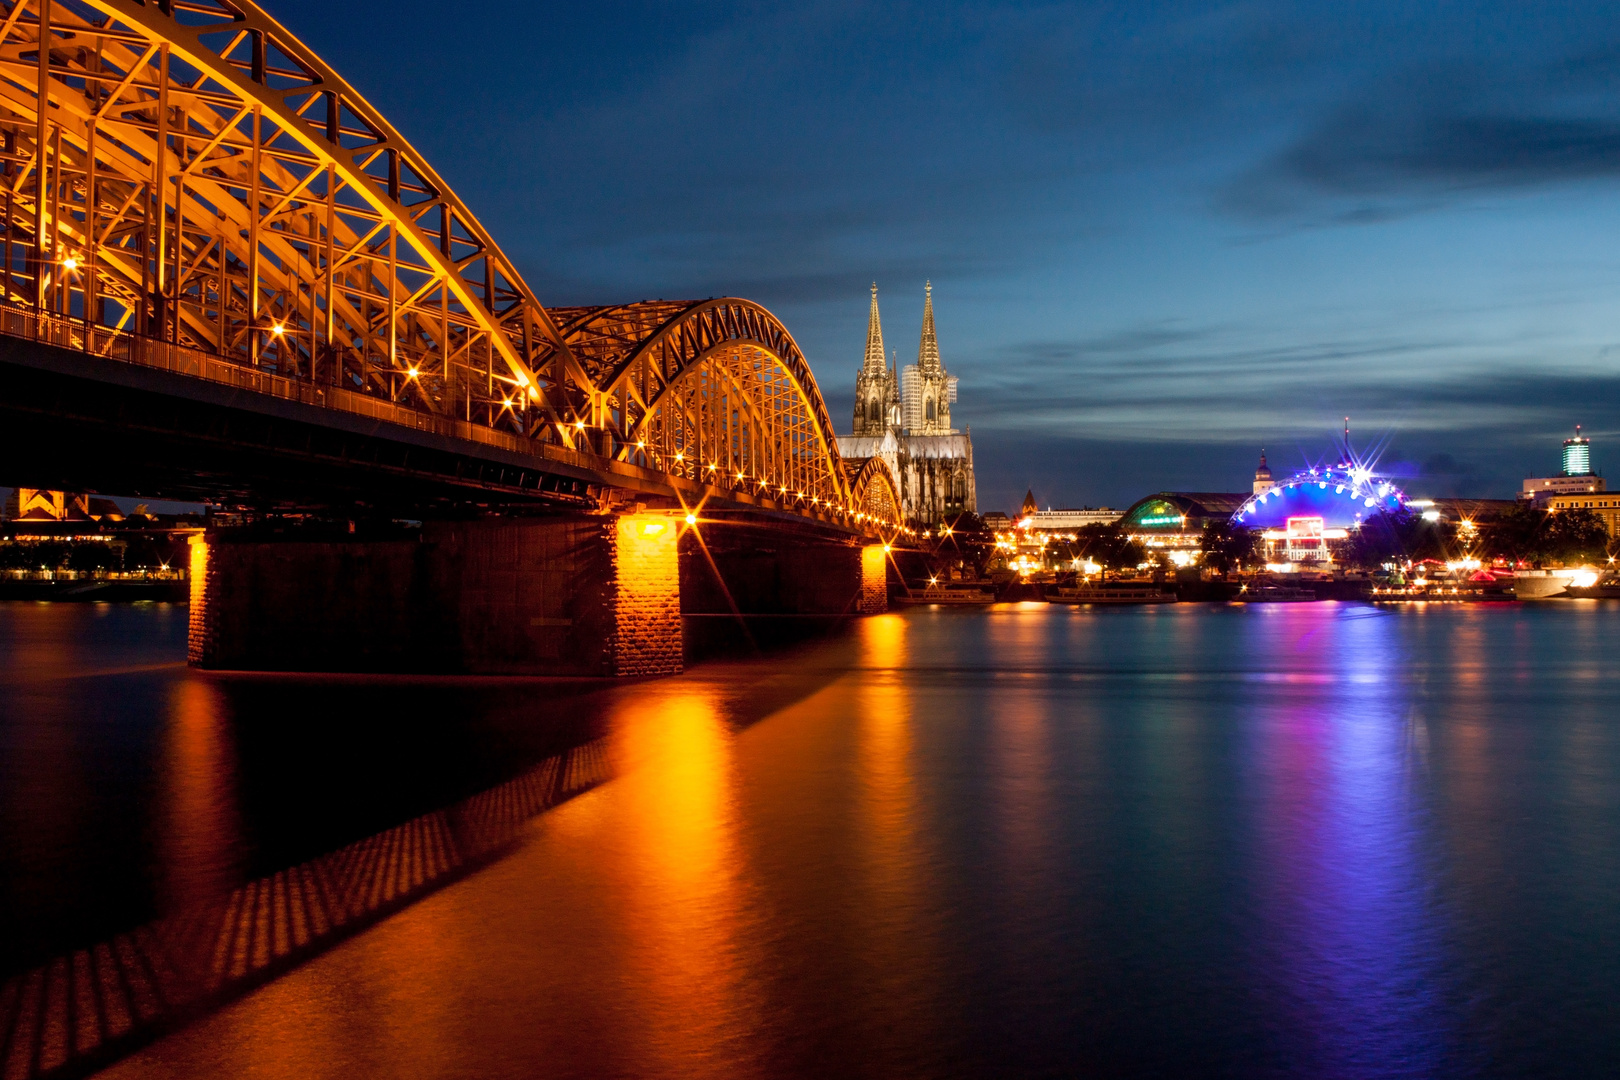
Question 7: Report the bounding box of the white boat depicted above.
[1046,585,1175,605]
[1513,569,1579,599]
[894,586,995,605]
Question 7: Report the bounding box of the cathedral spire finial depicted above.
[917,281,941,373]
[862,283,886,375]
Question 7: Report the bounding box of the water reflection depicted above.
[8,602,1620,1078]
[1249,607,1448,1077]
[160,680,241,910]
[850,614,941,1058]
[603,687,757,1076]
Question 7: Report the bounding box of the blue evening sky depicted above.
[272,0,1620,512]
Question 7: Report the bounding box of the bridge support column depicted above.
[186,514,681,676]
[860,544,889,615]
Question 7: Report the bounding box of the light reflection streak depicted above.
[161,679,242,910]
[1250,606,1448,1075]
[595,684,757,1075]
[850,614,946,1057]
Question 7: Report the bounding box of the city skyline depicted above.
[245,0,1620,511]
[4,6,1620,1078]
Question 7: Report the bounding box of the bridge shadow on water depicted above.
[0,629,857,1080]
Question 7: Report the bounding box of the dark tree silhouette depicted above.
[1482,504,1610,566]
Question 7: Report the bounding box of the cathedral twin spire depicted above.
[838,281,976,524]
[852,282,954,437]
[866,281,942,372]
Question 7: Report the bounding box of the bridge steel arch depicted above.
[0,0,592,434]
[551,299,854,518]
[0,0,883,529]
[845,454,902,533]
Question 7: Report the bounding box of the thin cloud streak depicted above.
[255,0,1620,512]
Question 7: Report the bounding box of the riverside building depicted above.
[837,283,976,527]
[1523,425,1605,502]
[1232,443,1407,569]
[1545,492,1620,537]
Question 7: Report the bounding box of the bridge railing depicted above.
[0,303,560,464]
[0,303,860,523]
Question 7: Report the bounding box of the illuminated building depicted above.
[851,284,900,436]
[901,282,959,436]
[1545,493,1620,537]
[839,283,976,526]
[1232,459,1407,570]
[1564,425,1592,476]
[1523,425,1604,502]
[1120,492,1248,553]
[1026,507,1121,530]
[1252,451,1275,496]
[2,489,125,522]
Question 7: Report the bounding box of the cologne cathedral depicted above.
[837,283,977,526]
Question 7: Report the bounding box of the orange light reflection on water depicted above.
[161,678,240,910]
[586,683,758,1075]
[857,614,916,913]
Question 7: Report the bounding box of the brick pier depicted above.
[188,514,881,676]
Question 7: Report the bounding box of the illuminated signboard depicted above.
[1130,500,1186,528]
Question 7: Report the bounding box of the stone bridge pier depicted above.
[187,515,887,676]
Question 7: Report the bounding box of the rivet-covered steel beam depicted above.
[0,0,879,530]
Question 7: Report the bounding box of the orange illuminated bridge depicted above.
[0,0,904,538]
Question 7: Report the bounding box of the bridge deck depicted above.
[0,307,860,532]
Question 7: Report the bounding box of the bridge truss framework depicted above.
[0,0,910,536]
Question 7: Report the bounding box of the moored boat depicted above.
[1046,585,1175,605]
[1512,569,1596,599]
[1241,585,1316,602]
[894,586,996,605]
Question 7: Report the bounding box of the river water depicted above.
[3,600,1620,1078]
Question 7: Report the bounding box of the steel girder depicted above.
[0,0,867,526]
[0,0,591,441]
[846,455,901,533]
[550,298,857,520]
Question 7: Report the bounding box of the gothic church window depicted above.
[925,397,936,421]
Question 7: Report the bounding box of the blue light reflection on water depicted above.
[8,601,1620,1078]
[1243,607,1449,1078]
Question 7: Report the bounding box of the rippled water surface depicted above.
[4,600,1620,1078]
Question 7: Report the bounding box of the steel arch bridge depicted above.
[0,0,904,535]
[845,454,902,528]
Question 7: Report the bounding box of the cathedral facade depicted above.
[838,283,976,527]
